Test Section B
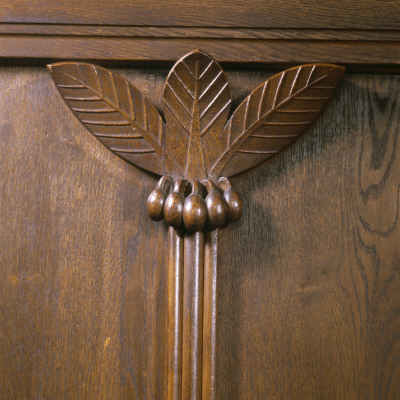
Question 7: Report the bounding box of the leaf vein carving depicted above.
[237,149,278,154]
[126,80,135,121]
[199,71,223,100]
[114,148,155,154]
[199,60,213,80]
[109,71,120,108]
[209,67,337,178]
[71,107,117,113]
[258,81,268,119]
[93,133,142,138]
[289,66,302,97]
[165,83,193,118]
[163,102,191,135]
[201,100,231,136]
[172,70,195,99]
[63,71,160,144]
[51,64,173,176]
[64,95,102,101]
[200,82,229,118]
[181,60,196,80]
[80,120,131,126]
[273,71,286,107]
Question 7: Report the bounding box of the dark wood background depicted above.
[0,66,399,399]
[0,1,399,68]
[0,1,399,398]
[0,0,399,28]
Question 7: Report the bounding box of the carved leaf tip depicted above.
[209,63,345,179]
[48,61,182,177]
[162,49,232,180]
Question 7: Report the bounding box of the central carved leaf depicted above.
[162,50,232,180]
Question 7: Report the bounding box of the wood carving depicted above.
[48,50,344,400]
[49,50,344,232]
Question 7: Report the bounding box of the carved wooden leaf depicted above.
[48,62,178,176]
[209,64,345,178]
[162,50,231,180]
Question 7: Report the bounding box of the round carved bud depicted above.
[183,194,207,233]
[164,192,185,228]
[224,189,243,222]
[147,188,167,221]
[205,191,226,229]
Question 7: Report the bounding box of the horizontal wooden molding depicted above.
[1,25,400,70]
[1,0,399,29]
[0,25,399,41]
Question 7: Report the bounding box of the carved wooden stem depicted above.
[182,232,204,400]
[167,227,184,400]
[203,230,218,400]
[168,228,218,400]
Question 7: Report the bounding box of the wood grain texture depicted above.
[182,232,204,400]
[50,51,342,186]
[48,62,177,177]
[210,64,344,178]
[217,72,400,399]
[162,51,231,180]
[0,0,399,29]
[0,1,399,71]
[0,67,169,400]
[0,66,399,399]
[2,25,400,41]
[1,37,399,69]
[166,227,184,400]
[203,230,218,400]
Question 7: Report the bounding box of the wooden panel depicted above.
[0,2,399,69]
[0,67,169,400]
[0,33,399,69]
[217,73,400,399]
[0,66,399,399]
[0,0,399,29]
[1,2,399,68]
[1,25,400,40]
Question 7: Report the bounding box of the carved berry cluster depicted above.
[147,176,242,233]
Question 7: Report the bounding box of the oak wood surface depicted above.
[203,230,218,400]
[1,37,399,70]
[0,2,399,69]
[0,67,399,399]
[47,52,344,184]
[0,67,170,400]
[182,232,204,400]
[0,0,399,29]
[1,25,400,41]
[217,72,400,399]
[166,227,184,400]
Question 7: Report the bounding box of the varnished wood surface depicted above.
[0,67,399,398]
[166,227,184,400]
[217,72,400,399]
[48,51,344,185]
[203,230,218,400]
[1,25,400,41]
[1,36,399,70]
[209,63,344,179]
[0,0,399,29]
[0,67,170,400]
[182,233,204,400]
[48,62,172,177]
[0,1,399,69]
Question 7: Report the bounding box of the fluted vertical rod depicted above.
[166,227,184,400]
[202,229,218,400]
[182,232,204,400]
